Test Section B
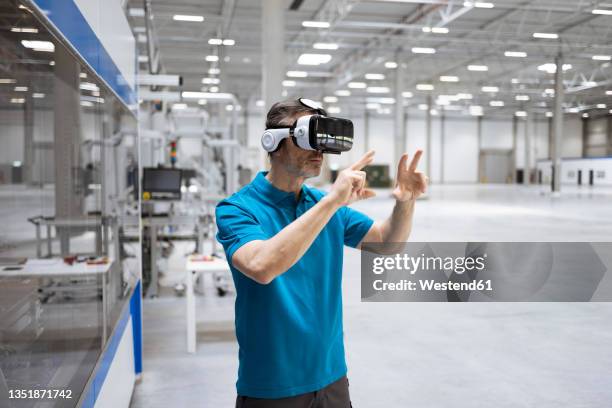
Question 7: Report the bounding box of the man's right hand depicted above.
[327,150,376,206]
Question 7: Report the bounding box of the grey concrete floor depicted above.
[131,184,612,407]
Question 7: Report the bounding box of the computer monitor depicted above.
[142,168,182,200]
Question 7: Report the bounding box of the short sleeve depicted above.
[215,200,269,264]
[341,206,374,248]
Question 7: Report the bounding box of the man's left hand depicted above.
[392,150,429,202]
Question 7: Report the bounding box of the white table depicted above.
[0,258,113,346]
[185,255,231,353]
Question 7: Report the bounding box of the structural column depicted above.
[23,86,34,185]
[511,115,518,183]
[262,0,284,112]
[364,107,370,152]
[393,52,406,174]
[551,53,564,193]
[524,113,531,185]
[439,109,445,184]
[425,94,432,179]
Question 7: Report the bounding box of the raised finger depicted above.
[408,150,423,172]
[397,153,409,174]
[350,150,375,171]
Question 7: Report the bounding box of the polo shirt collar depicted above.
[252,171,314,204]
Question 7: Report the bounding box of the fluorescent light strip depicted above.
[0,79,16,84]
[208,38,222,45]
[335,90,351,96]
[422,27,449,34]
[287,71,308,78]
[223,39,235,46]
[11,27,38,33]
[323,96,338,103]
[402,91,413,98]
[504,51,527,57]
[490,101,504,107]
[592,9,612,15]
[348,82,366,89]
[439,75,459,82]
[205,55,219,62]
[282,80,296,87]
[365,73,385,80]
[21,40,54,52]
[313,42,338,50]
[533,32,558,39]
[297,53,331,65]
[411,47,436,54]
[416,84,434,91]
[384,61,398,69]
[302,21,330,28]
[173,15,204,22]
[481,86,499,92]
[367,87,390,93]
[592,55,611,61]
[467,65,488,71]
[464,1,495,8]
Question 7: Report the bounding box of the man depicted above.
[216,99,428,407]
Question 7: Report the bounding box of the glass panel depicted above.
[0,1,139,406]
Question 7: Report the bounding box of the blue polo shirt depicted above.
[215,171,373,398]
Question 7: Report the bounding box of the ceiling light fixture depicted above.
[592,55,611,61]
[467,64,488,71]
[515,95,529,101]
[402,91,413,98]
[533,32,558,39]
[365,73,385,80]
[481,86,499,92]
[422,26,449,34]
[173,15,204,22]
[416,84,434,91]
[313,42,338,50]
[287,71,308,77]
[411,47,436,54]
[11,27,38,33]
[504,51,527,57]
[335,90,351,96]
[384,61,398,69]
[592,9,612,15]
[348,81,367,89]
[222,39,235,46]
[282,80,296,87]
[367,86,390,93]
[302,21,330,28]
[208,38,222,45]
[21,40,54,52]
[515,111,527,117]
[205,55,219,62]
[323,96,338,103]
[439,75,459,82]
[490,100,504,107]
[297,53,332,65]
[464,1,495,8]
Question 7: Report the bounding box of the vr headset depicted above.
[261,98,354,154]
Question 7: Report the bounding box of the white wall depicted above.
[242,110,591,184]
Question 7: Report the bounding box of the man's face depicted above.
[272,114,324,178]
